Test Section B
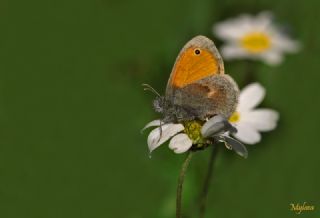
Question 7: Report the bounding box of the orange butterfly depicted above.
[149,35,239,122]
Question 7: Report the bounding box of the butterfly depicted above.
[143,35,247,158]
[147,35,239,123]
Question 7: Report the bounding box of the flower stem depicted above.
[199,145,219,218]
[176,151,194,218]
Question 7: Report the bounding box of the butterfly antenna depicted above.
[142,84,161,97]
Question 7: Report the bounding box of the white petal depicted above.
[169,134,193,154]
[238,83,266,112]
[201,115,225,137]
[220,44,250,59]
[272,33,301,53]
[201,115,236,137]
[213,15,255,41]
[233,122,261,144]
[147,123,184,153]
[141,119,161,132]
[253,11,273,31]
[260,50,284,66]
[213,12,275,42]
[241,109,279,132]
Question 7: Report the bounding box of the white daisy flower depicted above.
[143,115,248,158]
[229,83,279,144]
[213,11,300,65]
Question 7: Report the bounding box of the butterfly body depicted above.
[156,35,239,122]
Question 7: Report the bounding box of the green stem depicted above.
[176,151,194,218]
[199,145,219,218]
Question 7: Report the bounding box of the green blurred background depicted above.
[1,0,319,217]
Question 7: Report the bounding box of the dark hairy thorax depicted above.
[152,96,194,123]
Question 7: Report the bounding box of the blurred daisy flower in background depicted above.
[213,11,300,65]
[143,116,248,158]
[229,83,279,144]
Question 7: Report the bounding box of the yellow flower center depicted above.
[183,120,206,148]
[229,111,240,123]
[241,32,271,53]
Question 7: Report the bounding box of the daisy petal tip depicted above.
[251,82,266,94]
[235,148,248,159]
[224,136,249,158]
[241,152,248,159]
[263,52,284,66]
[173,148,188,154]
[147,127,162,153]
[141,119,161,133]
[274,110,280,121]
[246,137,261,145]
[239,83,266,111]
[247,109,280,132]
[169,134,192,154]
